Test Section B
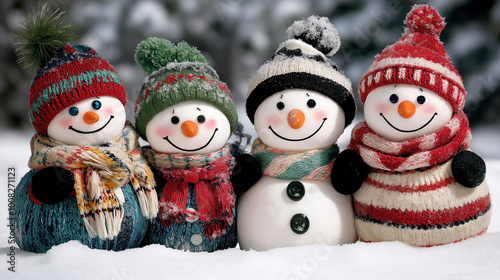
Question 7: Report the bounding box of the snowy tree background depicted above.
[1,0,499,130]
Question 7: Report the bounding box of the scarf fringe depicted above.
[29,123,158,240]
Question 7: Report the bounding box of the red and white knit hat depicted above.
[358,4,466,113]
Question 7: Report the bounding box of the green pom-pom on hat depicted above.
[15,4,76,72]
[135,37,207,75]
[134,38,238,141]
[135,37,176,75]
[176,41,206,64]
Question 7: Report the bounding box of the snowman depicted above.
[238,15,358,251]
[332,5,491,246]
[12,6,158,253]
[134,37,261,252]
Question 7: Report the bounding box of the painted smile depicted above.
[69,115,114,134]
[380,113,437,133]
[268,118,326,142]
[163,128,218,152]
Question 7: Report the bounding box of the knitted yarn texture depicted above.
[349,112,471,172]
[358,4,466,113]
[349,113,491,246]
[134,38,237,140]
[29,44,127,135]
[252,138,339,181]
[245,15,356,128]
[29,123,158,239]
[142,144,236,240]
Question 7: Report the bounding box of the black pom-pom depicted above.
[149,165,167,195]
[331,149,370,195]
[31,167,75,204]
[231,154,262,195]
[452,150,486,188]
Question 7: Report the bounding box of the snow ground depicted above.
[0,124,499,279]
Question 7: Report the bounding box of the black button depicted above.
[290,213,310,234]
[287,181,305,201]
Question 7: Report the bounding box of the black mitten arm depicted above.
[331,149,370,195]
[30,167,75,204]
[149,166,167,195]
[230,154,262,195]
[451,150,486,188]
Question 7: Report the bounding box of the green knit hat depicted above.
[134,37,238,140]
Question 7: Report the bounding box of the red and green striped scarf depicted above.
[252,138,339,181]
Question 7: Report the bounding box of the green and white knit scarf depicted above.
[252,138,339,181]
[29,123,158,239]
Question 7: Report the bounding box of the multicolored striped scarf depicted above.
[348,112,471,172]
[142,144,235,240]
[252,138,339,181]
[29,123,158,239]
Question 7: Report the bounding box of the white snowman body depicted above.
[238,89,357,251]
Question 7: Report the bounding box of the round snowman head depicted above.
[145,100,231,154]
[254,89,345,151]
[364,84,453,142]
[47,96,126,146]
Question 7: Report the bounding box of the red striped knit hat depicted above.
[15,5,126,135]
[358,4,466,113]
[29,44,127,135]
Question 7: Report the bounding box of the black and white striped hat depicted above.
[246,15,356,128]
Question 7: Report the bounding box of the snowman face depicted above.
[47,96,126,145]
[364,84,453,142]
[145,101,231,154]
[254,89,345,151]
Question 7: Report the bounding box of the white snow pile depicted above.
[1,128,500,280]
[286,15,341,56]
[1,233,500,279]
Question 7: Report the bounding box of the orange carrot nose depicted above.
[181,120,198,137]
[83,111,100,124]
[287,109,305,129]
[398,101,416,118]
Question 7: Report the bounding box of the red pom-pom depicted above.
[405,4,445,37]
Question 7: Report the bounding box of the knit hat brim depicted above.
[135,62,238,140]
[358,5,466,113]
[29,44,127,135]
[246,72,356,128]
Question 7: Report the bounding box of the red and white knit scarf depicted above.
[349,112,471,172]
[142,144,235,240]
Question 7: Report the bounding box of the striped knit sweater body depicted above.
[350,118,491,247]
[350,5,491,247]
[354,159,490,246]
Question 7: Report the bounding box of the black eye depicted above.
[92,100,101,110]
[69,107,79,116]
[276,101,285,110]
[417,95,426,104]
[171,116,179,124]
[390,94,399,104]
[197,115,206,123]
[307,99,316,108]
